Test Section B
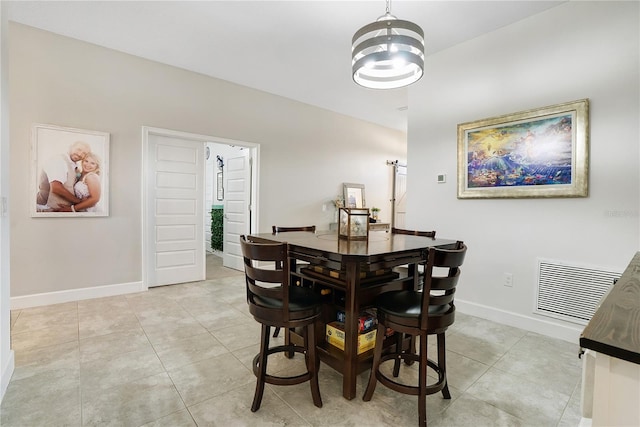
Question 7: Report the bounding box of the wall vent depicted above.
[535,258,621,325]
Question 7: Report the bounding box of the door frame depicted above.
[142,126,259,290]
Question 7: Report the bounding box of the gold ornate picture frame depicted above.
[457,99,589,199]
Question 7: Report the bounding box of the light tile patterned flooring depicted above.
[1,255,583,426]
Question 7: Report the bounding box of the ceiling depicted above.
[6,1,565,131]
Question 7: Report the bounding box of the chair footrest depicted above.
[252,345,313,386]
[376,353,447,396]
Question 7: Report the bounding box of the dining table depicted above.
[248,229,458,400]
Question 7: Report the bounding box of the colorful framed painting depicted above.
[31,123,110,217]
[457,99,589,199]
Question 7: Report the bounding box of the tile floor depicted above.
[1,255,584,426]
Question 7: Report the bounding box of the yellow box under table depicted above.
[325,321,377,355]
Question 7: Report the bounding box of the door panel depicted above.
[223,153,250,270]
[147,134,204,287]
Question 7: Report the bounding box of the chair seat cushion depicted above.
[376,290,450,318]
[253,286,321,311]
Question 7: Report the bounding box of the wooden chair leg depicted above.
[363,322,386,401]
[405,335,417,366]
[273,327,280,338]
[418,332,428,427]
[392,332,402,377]
[306,323,323,408]
[438,332,451,399]
[251,324,270,412]
[284,327,294,358]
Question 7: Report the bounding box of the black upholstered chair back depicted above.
[241,235,292,325]
[241,234,321,328]
[419,242,467,330]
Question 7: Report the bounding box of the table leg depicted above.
[342,260,360,400]
[407,262,419,364]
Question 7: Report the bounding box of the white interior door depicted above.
[395,164,407,228]
[223,152,251,270]
[146,133,204,287]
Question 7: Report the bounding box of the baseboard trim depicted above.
[1,348,14,403]
[456,298,583,344]
[10,281,145,310]
[578,417,593,427]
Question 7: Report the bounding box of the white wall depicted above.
[407,1,639,342]
[8,22,406,302]
[0,1,15,402]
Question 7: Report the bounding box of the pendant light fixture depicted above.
[352,0,424,89]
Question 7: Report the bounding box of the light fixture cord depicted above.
[385,0,393,41]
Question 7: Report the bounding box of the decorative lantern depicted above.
[337,238,369,254]
[338,207,370,240]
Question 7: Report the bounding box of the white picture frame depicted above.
[31,123,110,217]
[343,182,366,208]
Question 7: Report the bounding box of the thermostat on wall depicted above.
[437,174,446,183]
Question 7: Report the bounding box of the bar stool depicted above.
[391,227,437,362]
[240,235,323,411]
[363,241,467,427]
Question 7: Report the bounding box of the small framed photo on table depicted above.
[343,183,366,208]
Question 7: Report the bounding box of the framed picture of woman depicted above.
[31,123,110,217]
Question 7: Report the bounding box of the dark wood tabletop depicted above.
[251,230,457,258]
[580,251,640,365]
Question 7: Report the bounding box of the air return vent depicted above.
[535,258,621,325]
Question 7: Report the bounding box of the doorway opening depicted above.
[142,126,258,289]
[204,142,251,279]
